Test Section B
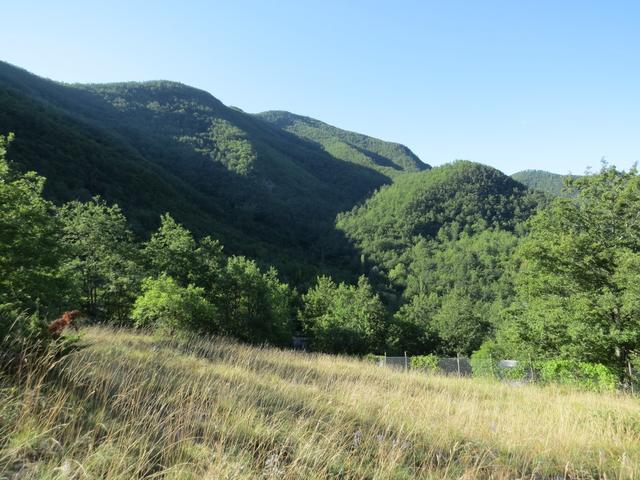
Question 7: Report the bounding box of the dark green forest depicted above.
[2,60,640,385]
[0,60,426,286]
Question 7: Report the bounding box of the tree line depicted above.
[2,132,640,384]
[0,133,388,362]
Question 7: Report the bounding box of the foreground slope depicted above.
[258,110,429,176]
[0,60,424,281]
[2,327,638,479]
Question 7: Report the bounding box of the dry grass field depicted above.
[1,327,639,479]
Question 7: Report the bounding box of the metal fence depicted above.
[376,356,544,383]
[375,355,638,392]
[376,355,473,376]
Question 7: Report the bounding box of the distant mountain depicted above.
[0,60,427,283]
[2,60,556,292]
[258,111,428,176]
[511,169,574,196]
[337,161,544,269]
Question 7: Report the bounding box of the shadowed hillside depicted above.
[0,60,428,283]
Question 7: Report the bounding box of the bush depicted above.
[0,306,79,372]
[131,275,217,335]
[364,353,385,364]
[536,360,618,392]
[217,257,293,347]
[470,342,499,378]
[470,348,618,389]
[499,361,530,381]
[301,276,387,354]
[1,307,47,370]
[410,355,439,373]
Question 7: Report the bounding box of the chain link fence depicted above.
[375,355,473,377]
[373,354,638,392]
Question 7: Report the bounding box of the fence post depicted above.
[629,359,634,395]
[404,351,408,372]
[456,353,461,377]
[528,354,534,383]
[384,351,387,367]
[489,353,495,379]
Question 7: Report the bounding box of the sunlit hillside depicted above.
[2,327,638,479]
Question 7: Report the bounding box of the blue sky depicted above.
[2,0,639,174]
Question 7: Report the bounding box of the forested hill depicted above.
[332,161,546,354]
[511,169,573,196]
[337,161,543,269]
[6,60,636,384]
[0,60,425,283]
[257,110,428,176]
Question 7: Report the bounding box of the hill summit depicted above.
[258,110,428,176]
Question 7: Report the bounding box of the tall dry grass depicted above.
[1,327,639,479]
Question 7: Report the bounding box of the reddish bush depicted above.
[48,310,83,339]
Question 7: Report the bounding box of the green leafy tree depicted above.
[143,214,198,285]
[0,133,64,313]
[388,293,439,355]
[0,133,68,368]
[217,256,293,346]
[192,235,225,294]
[142,215,290,345]
[301,276,387,354]
[495,165,640,380]
[58,198,142,322]
[143,213,226,295]
[431,289,489,355]
[131,274,217,334]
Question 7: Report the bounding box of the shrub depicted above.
[410,355,439,373]
[301,276,387,354]
[0,306,79,372]
[536,360,618,392]
[131,275,217,335]
[499,361,530,381]
[364,353,385,364]
[1,307,47,370]
[217,257,293,347]
[470,342,499,378]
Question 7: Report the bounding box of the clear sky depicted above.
[2,0,639,174]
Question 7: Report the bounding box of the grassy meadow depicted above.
[1,327,639,479]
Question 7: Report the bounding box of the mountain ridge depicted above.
[0,59,427,283]
[258,110,428,176]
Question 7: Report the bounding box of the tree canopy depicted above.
[492,165,640,380]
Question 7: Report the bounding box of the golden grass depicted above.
[1,327,639,479]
